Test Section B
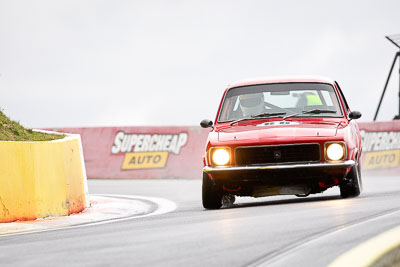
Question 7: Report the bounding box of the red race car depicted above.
[200,76,362,209]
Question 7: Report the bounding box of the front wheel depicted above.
[340,162,362,198]
[202,172,223,209]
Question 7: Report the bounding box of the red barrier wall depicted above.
[47,126,210,179]
[48,120,400,179]
[358,120,400,176]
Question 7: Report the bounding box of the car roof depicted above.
[227,75,336,89]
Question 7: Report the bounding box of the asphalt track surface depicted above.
[1,174,400,266]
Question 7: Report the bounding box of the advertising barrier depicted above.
[359,120,400,176]
[48,126,210,179]
[49,120,400,179]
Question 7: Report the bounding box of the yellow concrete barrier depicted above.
[0,134,88,222]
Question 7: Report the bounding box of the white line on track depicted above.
[328,225,400,267]
[96,194,177,217]
[249,207,400,267]
[0,194,176,238]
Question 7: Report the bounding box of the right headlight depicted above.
[325,142,346,161]
[210,147,231,167]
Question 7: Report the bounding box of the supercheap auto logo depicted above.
[111,131,188,170]
[360,130,400,170]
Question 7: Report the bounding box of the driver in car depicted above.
[239,93,265,117]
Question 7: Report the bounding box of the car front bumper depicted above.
[203,160,355,173]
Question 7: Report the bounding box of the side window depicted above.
[335,82,350,115]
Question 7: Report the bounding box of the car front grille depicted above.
[235,144,320,166]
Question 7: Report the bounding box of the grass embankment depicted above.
[0,110,63,141]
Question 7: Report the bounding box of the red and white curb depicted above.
[0,194,176,237]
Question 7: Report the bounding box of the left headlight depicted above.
[210,147,231,166]
[325,142,346,161]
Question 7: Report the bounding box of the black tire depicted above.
[202,172,223,209]
[340,162,362,198]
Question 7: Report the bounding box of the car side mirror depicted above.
[200,119,213,128]
[349,111,362,120]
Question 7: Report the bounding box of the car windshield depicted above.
[218,82,343,123]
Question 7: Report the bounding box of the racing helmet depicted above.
[239,93,264,117]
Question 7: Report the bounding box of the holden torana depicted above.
[200,76,362,209]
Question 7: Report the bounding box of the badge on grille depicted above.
[273,151,282,159]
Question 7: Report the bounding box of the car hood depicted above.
[217,121,341,142]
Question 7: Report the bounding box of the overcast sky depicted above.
[1,0,400,128]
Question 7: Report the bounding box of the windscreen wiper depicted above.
[229,118,253,125]
[283,109,337,120]
[251,112,286,118]
[230,112,287,125]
